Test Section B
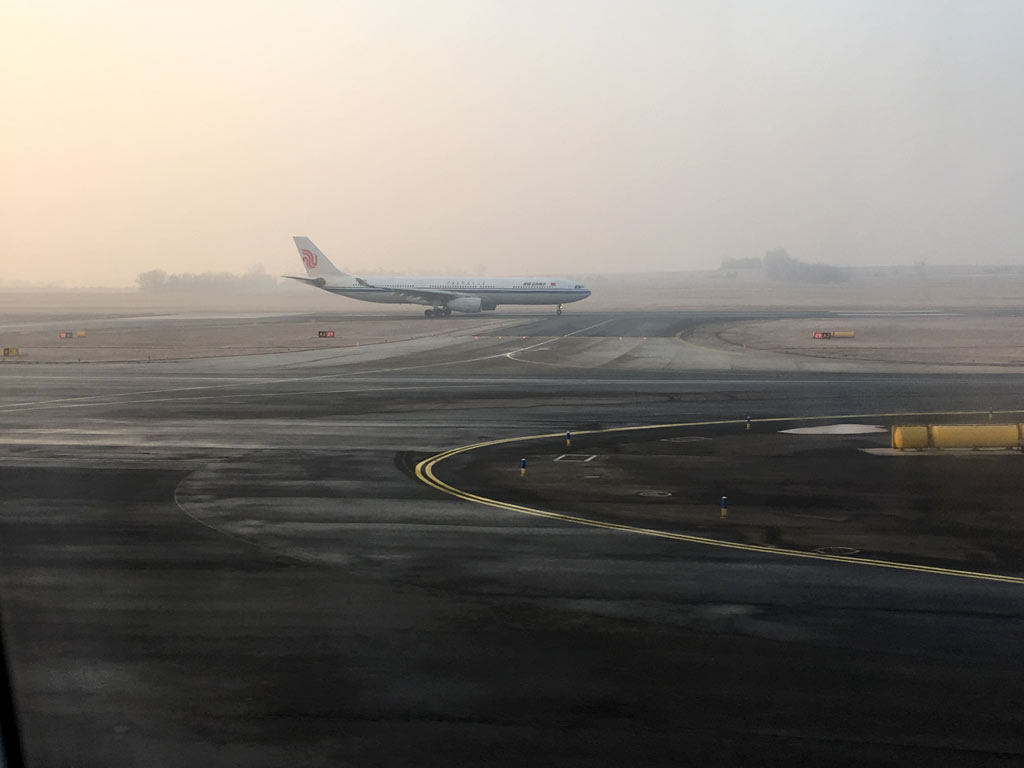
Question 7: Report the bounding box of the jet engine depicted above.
[447,296,484,313]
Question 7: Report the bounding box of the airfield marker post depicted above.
[720,496,728,519]
[566,432,571,447]
[521,458,526,478]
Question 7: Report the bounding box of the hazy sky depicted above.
[3,0,1024,286]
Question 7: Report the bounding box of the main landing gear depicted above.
[556,304,563,316]
[424,306,452,318]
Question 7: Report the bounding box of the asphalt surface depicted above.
[442,418,1024,576]
[1,309,1023,767]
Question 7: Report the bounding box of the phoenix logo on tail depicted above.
[300,249,318,269]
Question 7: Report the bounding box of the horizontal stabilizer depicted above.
[283,275,327,288]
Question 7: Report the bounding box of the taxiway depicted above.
[1,309,1023,766]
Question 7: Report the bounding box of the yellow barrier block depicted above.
[892,424,1023,450]
[892,426,929,450]
[930,424,1020,450]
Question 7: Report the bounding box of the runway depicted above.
[1,309,1023,766]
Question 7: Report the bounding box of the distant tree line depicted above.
[718,250,847,283]
[719,256,762,270]
[763,248,847,283]
[135,265,278,293]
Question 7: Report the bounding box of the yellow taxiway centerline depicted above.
[415,410,1024,585]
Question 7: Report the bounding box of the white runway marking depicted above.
[781,424,887,434]
[0,326,589,413]
[504,319,614,365]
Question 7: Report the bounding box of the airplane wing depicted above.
[354,278,467,306]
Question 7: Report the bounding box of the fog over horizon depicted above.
[4,0,1024,288]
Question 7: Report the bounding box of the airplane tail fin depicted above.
[292,237,347,278]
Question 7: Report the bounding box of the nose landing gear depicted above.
[556,304,563,316]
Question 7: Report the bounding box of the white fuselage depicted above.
[324,276,591,308]
[288,237,590,314]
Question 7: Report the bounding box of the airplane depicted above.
[285,237,591,318]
